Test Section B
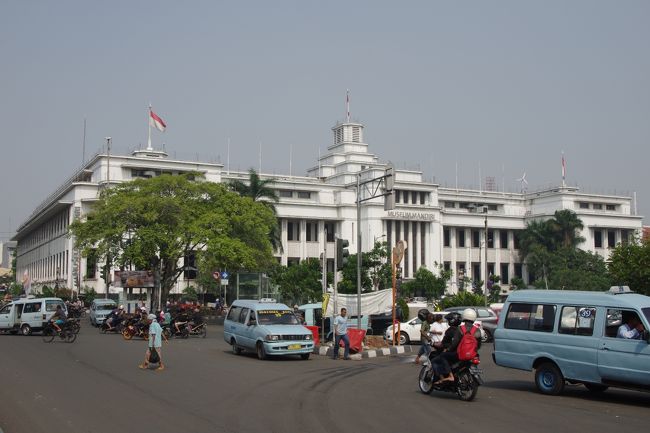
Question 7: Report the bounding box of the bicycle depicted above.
[42,320,77,343]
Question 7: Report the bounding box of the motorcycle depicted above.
[100,318,124,334]
[418,356,483,401]
[121,318,149,341]
[162,321,206,339]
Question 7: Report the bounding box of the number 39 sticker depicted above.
[579,309,593,318]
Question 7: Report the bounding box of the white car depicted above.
[385,313,485,345]
[385,316,424,345]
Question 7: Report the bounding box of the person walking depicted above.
[140,314,164,371]
[332,308,350,360]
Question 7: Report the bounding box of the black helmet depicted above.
[445,312,462,327]
[417,308,430,321]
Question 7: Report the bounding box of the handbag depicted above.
[148,347,160,364]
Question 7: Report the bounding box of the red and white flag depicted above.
[561,153,566,180]
[346,89,350,123]
[150,109,166,132]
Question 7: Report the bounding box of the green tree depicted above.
[269,258,324,305]
[439,292,485,309]
[401,265,452,300]
[368,241,392,291]
[530,248,611,291]
[70,174,276,308]
[608,238,650,296]
[228,168,282,252]
[551,210,585,249]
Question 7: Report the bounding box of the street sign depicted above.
[221,271,229,280]
[212,272,221,281]
[220,279,229,286]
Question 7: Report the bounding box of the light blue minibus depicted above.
[494,287,650,395]
[224,300,314,360]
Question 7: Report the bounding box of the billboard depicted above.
[113,270,154,288]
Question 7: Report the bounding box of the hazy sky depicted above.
[1,0,649,241]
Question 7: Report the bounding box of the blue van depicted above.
[223,300,314,360]
[493,287,650,395]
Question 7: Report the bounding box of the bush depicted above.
[397,298,409,321]
[439,292,486,309]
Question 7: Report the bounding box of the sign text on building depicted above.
[385,210,437,221]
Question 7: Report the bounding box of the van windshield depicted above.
[257,310,299,325]
[97,303,117,311]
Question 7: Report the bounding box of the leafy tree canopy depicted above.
[401,264,452,300]
[269,258,325,306]
[608,238,650,296]
[70,174,276,306]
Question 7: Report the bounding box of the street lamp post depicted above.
[483,207,488,307]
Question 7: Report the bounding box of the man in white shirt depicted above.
[618,315,645,339]
[430,313,447,345]
[333,308,350,360]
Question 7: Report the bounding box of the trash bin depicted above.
[341,328,366,353]
[305,325,320,347]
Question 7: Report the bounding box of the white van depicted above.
[0,297,66,335]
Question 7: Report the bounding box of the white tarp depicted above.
[326,290,393,317]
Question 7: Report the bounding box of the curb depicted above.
[313,344,413,359]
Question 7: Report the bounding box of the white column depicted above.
[424,222,431,269]
[415,221,422,270]
[408,221,414,277]
[280,219,288,266]
[300,220,307,261]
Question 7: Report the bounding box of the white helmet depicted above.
[462,308,477,321]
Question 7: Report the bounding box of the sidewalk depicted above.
[314,344,414,360]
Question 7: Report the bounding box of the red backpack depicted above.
[456,323,479,361]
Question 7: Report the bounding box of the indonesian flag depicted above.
[562,153,566,180]
[150,109,166,132]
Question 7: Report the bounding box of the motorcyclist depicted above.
[190,307,204,328]
[51,305,67,332]
[434,308,482,384]
[427,312,461,376]
[174,309,189,335]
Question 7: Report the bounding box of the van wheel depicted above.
[20,324,32,336]
[585,383,608,393]
[231,339,242,355]
[535,362,564,395]
[256,342,267,360]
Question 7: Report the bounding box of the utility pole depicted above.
[483,207,488,307]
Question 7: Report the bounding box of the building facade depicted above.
[12,119,643,299]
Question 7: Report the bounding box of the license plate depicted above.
[288,344,302,350]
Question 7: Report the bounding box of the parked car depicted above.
[385,316,424,345]
[89,299,118,326]
[368,307,404,336]
[443,306,498,342]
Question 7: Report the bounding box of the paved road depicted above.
[1,322,649,433]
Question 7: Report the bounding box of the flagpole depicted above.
[147,104,153,151]
[289,143,293,177]
[346,89,350,123]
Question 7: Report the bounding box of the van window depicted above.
[239,308,250,324]
[0,304,11,314]
[643,308,650,324]
[45,301,63,312]
[23,302,42,313]
[559,306,596,336]
[504,303,556,332]
[606,309,645,339]
[227,306,241,322]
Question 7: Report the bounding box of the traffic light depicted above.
[336,238,349,271]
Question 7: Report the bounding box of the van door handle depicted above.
[601,347,610,351]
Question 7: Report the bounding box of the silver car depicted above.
[89,299,117,326]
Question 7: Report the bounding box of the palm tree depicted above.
[228,169,283,252]
[551,210,585,248]
[518,219,557,261]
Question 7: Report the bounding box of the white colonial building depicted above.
[12,118,643,303]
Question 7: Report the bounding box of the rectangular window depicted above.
[500,264,509,285]
[287,221,300,241]
[594,230,603,248]
[472,230,480,248]
[559,306,596,336]
[487,204,498,211]
[500,231,508,249]
[443,228,450,247]
[592,203,602,210]
[420,192,426,205]
[183,252,197,279]
[444,201,455,208]
[395,190,401,204]
[420,222,426,265]
[513,231,521,249]
[504,303,556,332]
[472,263,481,284]
[306,221,318,242]
[412,191,417,205]
[606,204,616,211]
[457,229,465,248]
[23,302,42,313]
[85,249,97,279]
[278,190,293,198]
[607,230,616,248]
[487,230,494,248]
[443,262,451,271]
[579,202,590,209]
[325,222,335,242]
[238,308,249,324]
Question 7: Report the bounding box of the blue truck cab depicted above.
[224,300,314,360]
[493,287,650,395]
